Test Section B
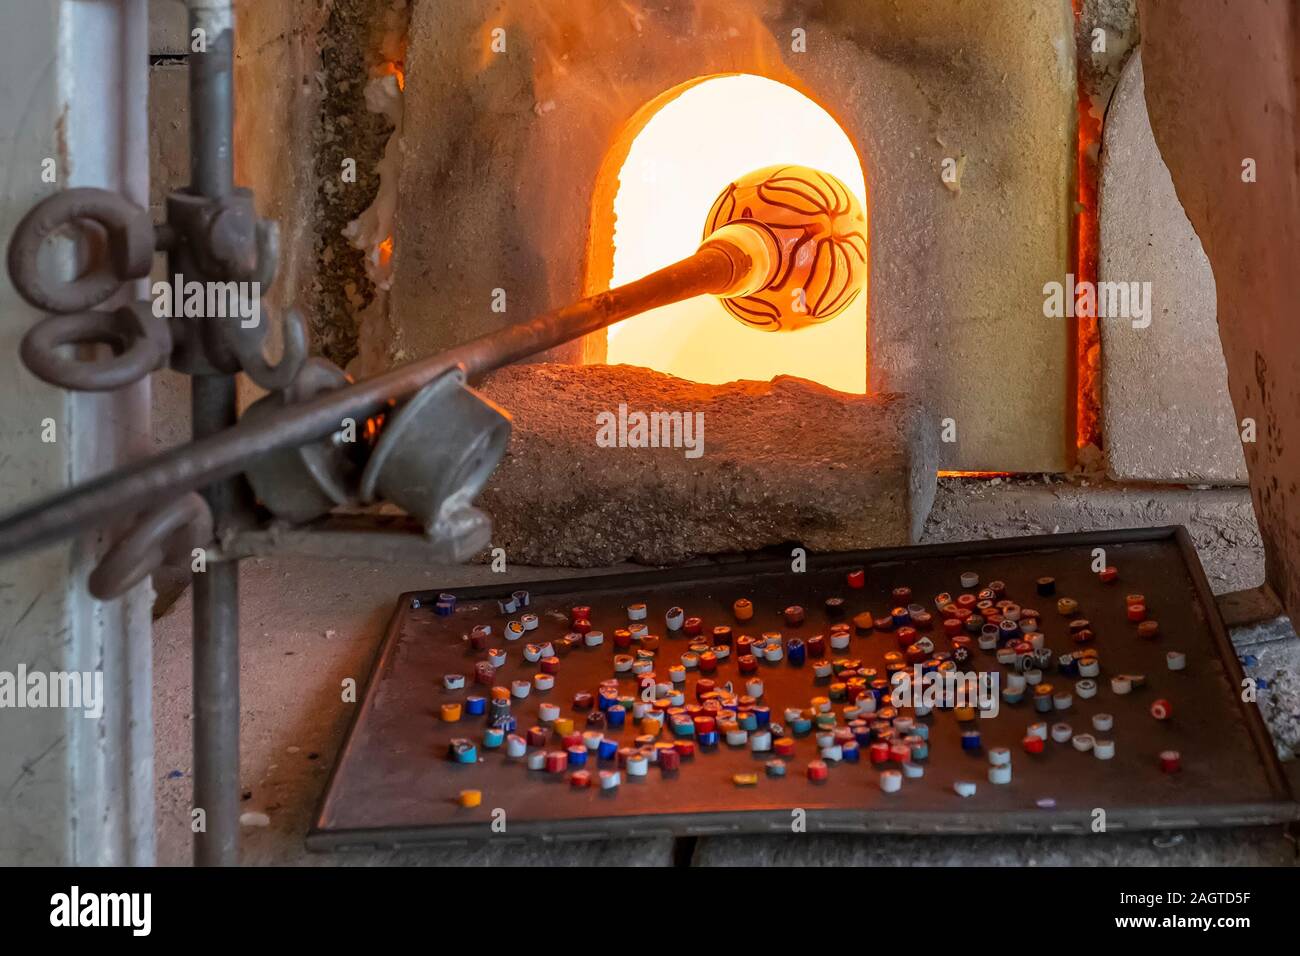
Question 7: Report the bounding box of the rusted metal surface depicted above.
[310,528,1296,849]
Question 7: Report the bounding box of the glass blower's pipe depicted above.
[0,165,867,558]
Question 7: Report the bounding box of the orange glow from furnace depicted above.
[1071,0,1101,451]
[606,75,868,394]
[377,61,405,91]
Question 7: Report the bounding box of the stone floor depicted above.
[152,478,1299,865]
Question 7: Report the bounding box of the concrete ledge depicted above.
[476,364,936,566]
[922,476,1262,594]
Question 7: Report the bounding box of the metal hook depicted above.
[219,302,308,392]
[6,187,154,313]
[20,300,172,391]
[88,493,213,601]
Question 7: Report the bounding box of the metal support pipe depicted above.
[189,0,234,198]
[191,378,240,867]
[187,0,240,867]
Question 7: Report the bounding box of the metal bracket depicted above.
[164,187,306,389]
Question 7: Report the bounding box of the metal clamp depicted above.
[6,187,154,313]
[20,301,172,391]
[164,188,305,388]
[88,492,214,601]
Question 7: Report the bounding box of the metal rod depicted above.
[0,244,744,559]
[191,378,240,867]
[187,0,240,867]
[188,0,234,198]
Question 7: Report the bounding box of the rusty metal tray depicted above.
[309,527,1296,850]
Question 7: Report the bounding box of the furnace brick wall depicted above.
[387,0,1078,473]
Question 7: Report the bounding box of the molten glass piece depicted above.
[704,164,868,331]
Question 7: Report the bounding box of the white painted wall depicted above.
[0,0,155,865]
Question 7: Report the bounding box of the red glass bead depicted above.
[684,617,703,636]
[807,760,829,781]
[573,618,592,635]
[545,750,568,773]
[869,741,890,764]
[1159,750,1181,773]
[1099,566,1119,583]
[1023,734,1045,754]
[1127,604,1146,623]
[541,656,560,674]
[847,569,866,589]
